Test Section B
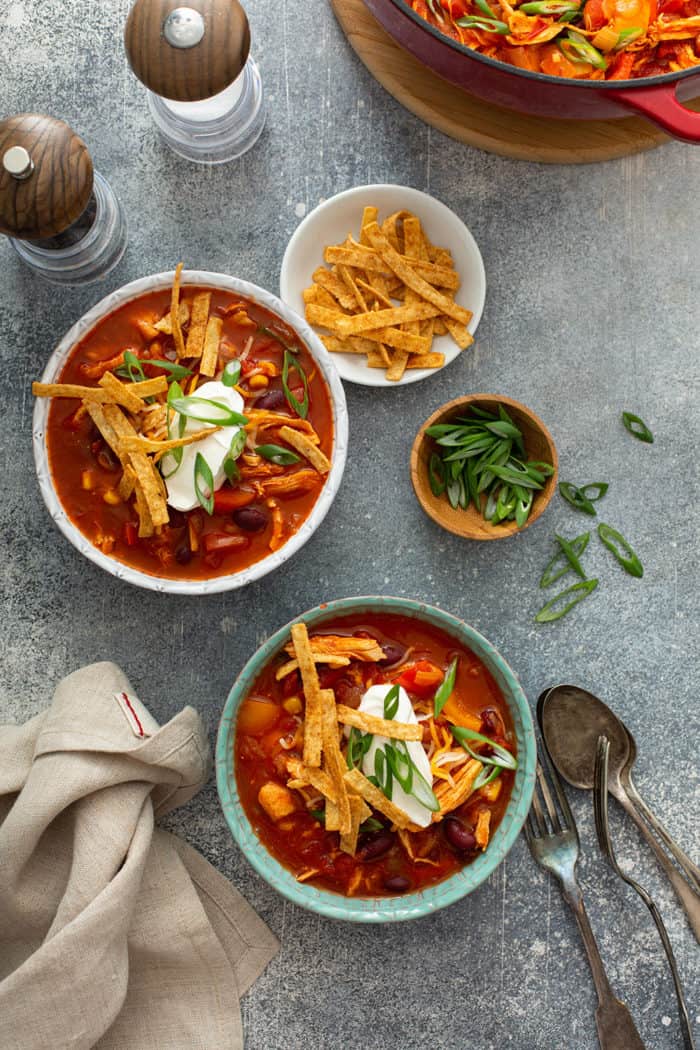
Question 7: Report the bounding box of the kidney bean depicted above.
[378,641,407,667]
[334,678,363,708]
[384,875,410,893]
[233,507,268,532]
[254,388,286,411]
[359,830,394,862]
[444,817,476,853]
[481,707,504,737]
[175,543,192,565]
[169,508,187,529]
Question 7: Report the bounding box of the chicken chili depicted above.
[35,267,333,580]
[412,0,700,79]
[235,612,517,897]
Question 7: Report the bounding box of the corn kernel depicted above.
[81,469,97,491]
[259,361,279,377]
[282,696,303,715]
[102,489,122,506]
[249,373,269,390]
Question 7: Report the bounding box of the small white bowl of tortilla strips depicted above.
[279,184,486,387]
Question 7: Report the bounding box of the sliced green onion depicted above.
[383,684,400,720]
[540,531,590,588]
[426,0,445,18]
[433,657,458,718]
[559,30,607,68]
[622,411,653,444]
[559,481,596,515]
[521,0,579,10]
[374,748,393,800]
[169,395,248,428]
[515,491,533,528]
[428,452,447,496]
[451,725,517,770]
[194,452,215,515]
[555,533,587,580]
[385,742,414,794]
[456,13,510,31]
[616,26,643,47]
[255,443,301,466]
[597,523,643,578]
[223,429,246,480]
[534,578,599,623]
[257,324,299,355]
[346,727,372,770]
[222,360,241,387]
[160,380,187,480]
[472,765,503,791]
[119,349,147,383]
[359,817,384,833]
[309,808,325,824]
[474,0,499,16]
[282,350,309,419]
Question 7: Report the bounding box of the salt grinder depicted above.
[0,114,127,286]
[124,0,265,164]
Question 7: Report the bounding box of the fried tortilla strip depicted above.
[171,262,186,358]
[334,301,443,334]
[364,223,472,326]
[307,305,432,353]
[325,244,460,290]
[475,808,492,849]
[98,371,155,414]
[33,382,118,403]
[118,464,137,501]
[185,291,212,359]
[283,634,385,661]
[246,411,319,441]
[443,316,474,351]
[278,425,330,475]
[320,334,373,355]
[262,469,319,496]
[368,351,445,371]
[320,688,351,836]
[311,268,357,311]
[336,705,423,741]
[343,768,412,830]
[381,210,409,254]
[303,283,347,312]
[118,375,169,400]
[154,299,190,334]
[133,480,155,538]
[286,757,338,804]
[102,404,169,527]
[340,794,372,856]
[83,401,126,465]
[292,623,323,768]
[199,315,223,377]
[355,277,394,308]
[432,758,483,821]
[119,426,220,457]
[276,654,350,680]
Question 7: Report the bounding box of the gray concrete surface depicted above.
[1,1,699,1047]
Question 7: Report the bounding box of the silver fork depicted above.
[525,745,647,1050]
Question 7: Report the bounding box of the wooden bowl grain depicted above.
[410,394,558,540]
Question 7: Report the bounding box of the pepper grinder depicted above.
[0,114,127,286]
[124,0,265,164]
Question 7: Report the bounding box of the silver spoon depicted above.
[538,685,700,942]
[594,735,696,1050]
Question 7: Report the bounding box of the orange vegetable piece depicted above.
[238,699,281,736]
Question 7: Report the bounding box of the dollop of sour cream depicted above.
[161,380,245,512]
[358,683,434,828]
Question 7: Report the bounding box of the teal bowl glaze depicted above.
[216,596,535,923]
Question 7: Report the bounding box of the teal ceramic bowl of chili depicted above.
[216,595,535,922]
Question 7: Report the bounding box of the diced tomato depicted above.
[584,0,606,30]
[394,659,444,696]
[123,521,139,547]
[212,487,256,513]
[202,532,249,554]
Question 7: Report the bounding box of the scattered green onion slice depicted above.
[255,443,301,466]
[374,748,394,800]
[194,452,215,515]
[383,684,400,720]
[521,0,579,11]
[456,14,510,31]
[474,0,499,16]
[597,523,643,577]
[428,452,447,496]
[120,349,147,383]
[540,531,590,588]
[309,808,325,824]
[433,657,458,718]
[426,0,445,18]
[346,727,372,770]
[622,411,653,444]
[555,533,587,580]
[258,324,299,355]
[451,725,518,770]
[169,394,248,428]
[222,360,241,388]
[223,429,246,480]
[473,765,503,791]
[534,578,599,623]
[559,30,607,68]
[160,380,187,480]
[616,26,643,47]
[385,741,414,794]
[282,350,309,419]
[359,817,384,833]
[559,481,596,515]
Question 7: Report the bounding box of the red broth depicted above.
[235,612,516,897]
[45,286,334,580]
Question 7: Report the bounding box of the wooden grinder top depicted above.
[125,0,250,102]
[0,114,94,240]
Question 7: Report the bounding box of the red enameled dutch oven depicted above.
[365,0,700,142]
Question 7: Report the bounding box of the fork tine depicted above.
[536,762,562,834]
[541,744,576,832]
[530,773,550,836]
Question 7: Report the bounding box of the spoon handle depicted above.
[624,774,700,894]
[614,788,700,943]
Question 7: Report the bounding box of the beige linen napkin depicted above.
[0,662,278,1050]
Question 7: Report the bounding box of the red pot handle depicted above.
[608,83,700,143]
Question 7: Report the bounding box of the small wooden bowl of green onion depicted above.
[410,394,558,540]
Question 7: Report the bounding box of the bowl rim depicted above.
[32,269,349,596]
[410,393,559,541]
[279,183,486,388]
[215,594,536,923]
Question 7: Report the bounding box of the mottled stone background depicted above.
[1,1,698,1047]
